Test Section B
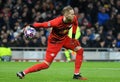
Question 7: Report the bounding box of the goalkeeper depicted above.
[64,26,81,62]
[17,6,87,80]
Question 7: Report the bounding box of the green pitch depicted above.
[0,61,120,82]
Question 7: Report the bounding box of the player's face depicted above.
[64,9,75,22]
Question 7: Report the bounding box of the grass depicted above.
[0,61,120,82]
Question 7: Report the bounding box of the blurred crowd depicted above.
[0,0,120,48]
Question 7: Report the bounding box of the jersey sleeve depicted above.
[72,16,78,39]
[32,17,61,28]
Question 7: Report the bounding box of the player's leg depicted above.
[16,61,49,79]
[74,47,83,75]
[73,46,87,80]
[63,36,87,80]
[17,51,57,79]
[17,39,63,79]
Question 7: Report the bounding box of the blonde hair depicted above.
[62,6,73,15]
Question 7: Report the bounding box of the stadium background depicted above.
[0,0,120,61]
[0,0,120,48]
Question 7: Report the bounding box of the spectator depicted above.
[80,36,91,47]
[0,12,4,28]
[0,0,120,48]
[110,39,117,48]
[98,7,110,26]
[82,18,92,28]
[86,2,98,25]
[114,13,120,35]
[115,0,120,13]
[85,28,95,41]
[92,34,100,47]
[96,38,106,48]
[105,34,114,47]
[79,25,86,39]
[116,33,120,48]
[39,36,47,47]
[104,13,120,37]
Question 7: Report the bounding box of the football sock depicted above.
[24,62,49,74]
[74,48,83,74]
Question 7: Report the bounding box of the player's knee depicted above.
[42,62,50,69]
[74,46,83,51]
[76,47,84,55]
[43,61,51,69]
[80,47,84,51]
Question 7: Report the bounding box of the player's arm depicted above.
[32,17,60,28]
[72,16,78,39]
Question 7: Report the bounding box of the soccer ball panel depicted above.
[24,26,36,39]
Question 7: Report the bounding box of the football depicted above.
[24,25,36,39]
